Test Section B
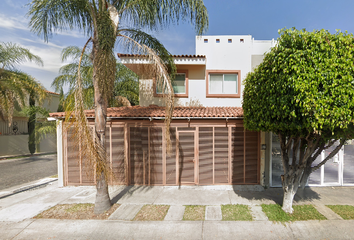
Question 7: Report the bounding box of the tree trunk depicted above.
[92,40,111,214]
[94,171,111,214]
[281,167,302,213]
[28,92,36,155]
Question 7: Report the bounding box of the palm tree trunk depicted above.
[92,40,111,215]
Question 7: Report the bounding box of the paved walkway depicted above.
[0,178,354,239]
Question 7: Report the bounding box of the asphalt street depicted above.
[0,154,57,190]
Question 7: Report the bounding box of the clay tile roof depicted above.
[117,53,206,59]
[46,90,59,95]
[49,106,243,119]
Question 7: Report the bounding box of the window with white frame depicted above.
[206,70,240,97]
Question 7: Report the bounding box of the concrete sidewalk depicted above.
[0,179,354,239]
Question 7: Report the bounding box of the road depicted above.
[0,154,57,191]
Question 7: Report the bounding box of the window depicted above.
[173,73,186,94]
[155,70,188,98]
[206,70,241,98]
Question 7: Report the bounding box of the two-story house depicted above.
[51,35,354,188]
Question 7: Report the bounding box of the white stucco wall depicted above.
[135,35,276,108]
[194,35,275,107]
[41,93,60,112]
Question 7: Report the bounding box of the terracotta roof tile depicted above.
[46,90,59,95]
[49,106,243,119]
[117,53,206,59]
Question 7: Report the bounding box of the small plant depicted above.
[327,205,354,220]
[183,205,205,221]
[221,204,253,221]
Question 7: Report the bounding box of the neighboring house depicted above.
[0,90,59,156]
[51,35,354,187]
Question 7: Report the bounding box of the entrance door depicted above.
[177,131,196,184]
[323,145,341,185]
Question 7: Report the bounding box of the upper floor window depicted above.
[206,70,241,98]
[172,73,186,94]
[155,70,188,98]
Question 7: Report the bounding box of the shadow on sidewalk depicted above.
[232,186,321,205]
[110,185,157,204]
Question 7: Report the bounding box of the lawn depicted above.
[183,205,205,221]
[261,204,326,222]
[326,205,354,220]
[221,204,253,221]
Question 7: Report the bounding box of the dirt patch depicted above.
[134,205,170,221]
[34,203,120,220]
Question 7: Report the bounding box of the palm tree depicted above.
[28,0,208,214]
[52,46,139,109]
[0,42,46,126]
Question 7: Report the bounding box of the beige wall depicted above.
[139,65,206,107]
[41,93,60,112]
[0,134,56,157]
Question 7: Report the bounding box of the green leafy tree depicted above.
[0,42,46,126]
[114,63,139,106]
[28,0,208,214]
[243,28,354,213]
[52,46,139,109]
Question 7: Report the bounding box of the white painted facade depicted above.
[121,35,276,107]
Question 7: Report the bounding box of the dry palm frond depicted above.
[63,37,111,183]
[118,34,175,153]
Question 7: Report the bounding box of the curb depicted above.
[0,178,58,199]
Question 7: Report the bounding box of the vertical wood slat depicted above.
[213,127,215,184]
[109,123,112,185]
[124,123,129,185]
[176,130,179,185]
[195,127,199,184]
[162,127,166,185]
[149,127,152,185]
[63,121,260,187]
[79,134,82,184]
[198,127,213,185]
[93,125,96,184]
[228,126,231,184]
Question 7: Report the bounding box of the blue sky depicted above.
[1,0,354,92]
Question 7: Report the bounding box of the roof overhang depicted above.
[118,54,206,66]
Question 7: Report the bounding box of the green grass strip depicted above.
[221,204,253,221]
[327,205,354,220]
[261,204,326,222]
[183,205,205,221]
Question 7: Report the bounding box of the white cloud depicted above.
[20,37,64,49]
[20,45,64,73]
[0,12,85,39]
[0,13,28,30]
